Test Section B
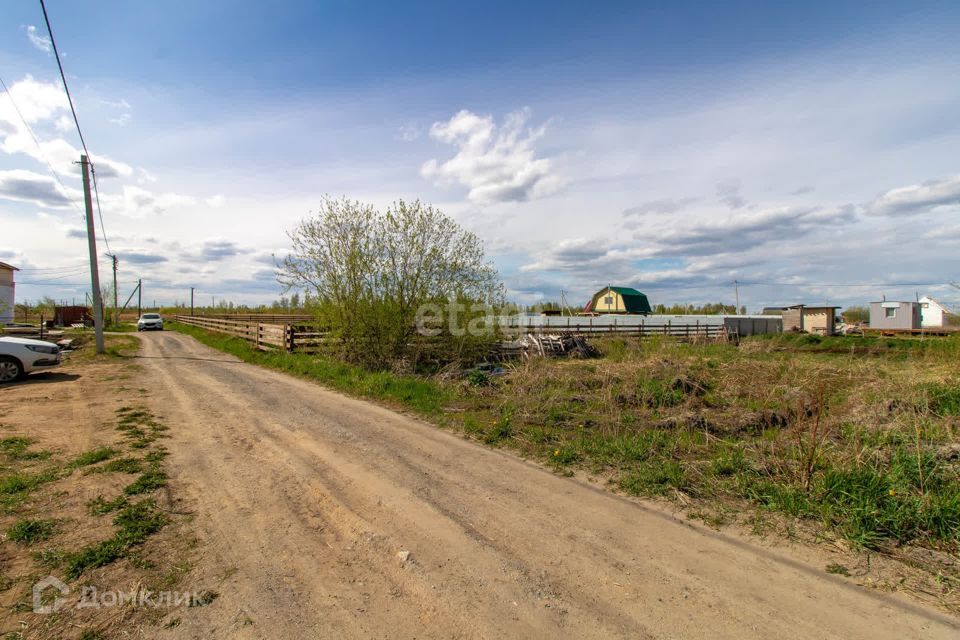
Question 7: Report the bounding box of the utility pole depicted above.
[107,253,118,326]
[81,155,104,353]
[190,287,194,316]
[137,279,142,318]
[734,279,740,314]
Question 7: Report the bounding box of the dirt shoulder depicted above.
[127,330,956,639]
[0,334,209,639]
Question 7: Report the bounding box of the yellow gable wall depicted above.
[592,290,625,312]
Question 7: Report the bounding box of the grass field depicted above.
[171,322,960,557]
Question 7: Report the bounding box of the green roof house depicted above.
[585,286,652,315]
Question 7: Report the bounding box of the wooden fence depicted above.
[173,315,325,352]
[173,314,746,355]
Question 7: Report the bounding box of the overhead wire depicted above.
[38,0,112,254]
[0,73,84,218]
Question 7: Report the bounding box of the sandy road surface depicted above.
[137,331,957,639]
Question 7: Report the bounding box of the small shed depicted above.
[782,305,840,335]
[0,261,17,324]
[55,305,91,326]
[870,301,921,331]
[919,296,950,328]
[585,286,652,315]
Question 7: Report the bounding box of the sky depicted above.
[1,0,960,312]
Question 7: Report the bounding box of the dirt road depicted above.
[138,331,957,639]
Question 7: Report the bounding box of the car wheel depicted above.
[0,357,23,383]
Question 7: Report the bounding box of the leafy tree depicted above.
[842,306,869,323]
[279,197,504,369]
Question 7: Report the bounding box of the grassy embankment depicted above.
[171,321,960,555]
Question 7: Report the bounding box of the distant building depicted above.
[55,305,90,326]
[761,306,788,315]
[584,286,652,315]
[869,301,922,331]
[782,305,840,335]
[919,296,950,328]
[0,262,17,324]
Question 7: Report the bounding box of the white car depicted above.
[137,313,164,331]
[0,336,62,383]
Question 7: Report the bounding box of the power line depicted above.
[0,73,84,217]
[17,260,111,273]
[38,0,112,254]
[90,164,111,254]
[39,0,88,157]
[17,263,93,272]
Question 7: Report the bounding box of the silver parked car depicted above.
[137,313,164,331]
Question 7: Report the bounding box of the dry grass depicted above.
[446,334,960,558]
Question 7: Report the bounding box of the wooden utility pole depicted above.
[137,279,142,318]
[190,287,194,316]
[81,155,104,353]
[734,280,740,314]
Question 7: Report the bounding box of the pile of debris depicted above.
[498,332,600,359]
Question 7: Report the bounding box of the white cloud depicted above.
[107,185,196,218]
[25,26,51,54]
[868,175,960,216]
[205,194,226,208]
[0,169,78,208]
[0,75,67,124]
[0,76,132,178]
[421,108,564,203]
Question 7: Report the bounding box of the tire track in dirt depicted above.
[136,331,958,639]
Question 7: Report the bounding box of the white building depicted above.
[0,262,17,324]
[919,296,950,328]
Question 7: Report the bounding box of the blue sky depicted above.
[2,0,960,311]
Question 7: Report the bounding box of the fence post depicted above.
[255,323,261,350]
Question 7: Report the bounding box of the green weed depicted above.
[6,518,57,545]
[70,447,118,469]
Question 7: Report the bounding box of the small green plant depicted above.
[124,467,168,495]
[484,411,513,444]
[70,447,118,469]
[619,460,687,495]
[710,447,750,477]
[88,495,129,515]
[466,369,490,387]
[0,437,50,461]
[6,518,56,545]
[921,382,960,416]
[66,499,167,578]
[88,457,143,475]
[34,547,66,568]
[637,378,684,408]
[551,446,579,465]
